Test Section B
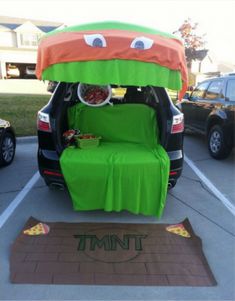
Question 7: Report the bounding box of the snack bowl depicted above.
[75,134,101,149]
[77,83,112,107]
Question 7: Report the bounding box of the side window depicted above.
[226,79,235,101]
[191,82,209,100]
[205,80,223,100]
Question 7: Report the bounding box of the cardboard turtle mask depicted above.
[36,21,188,99]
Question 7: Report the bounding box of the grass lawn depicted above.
[0,94,50,136]
[0,91,179,137]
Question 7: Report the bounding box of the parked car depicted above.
[25,66,36,78]
[6,65,20,79]
[37,84,184,189]
[178,74,235,159]
[0,119,16,166]
[47,81,58,93]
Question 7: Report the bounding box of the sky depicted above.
[1,0,235,64]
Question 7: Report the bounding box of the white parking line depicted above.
[184,154,235,216]
[0,171,40,229]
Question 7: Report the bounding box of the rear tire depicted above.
[208,125,232,159]
[0,132,16,166]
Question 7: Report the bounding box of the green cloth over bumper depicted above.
[60,103,170,218]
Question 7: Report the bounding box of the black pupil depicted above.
[92,38,103,47]
[134,40,145,49]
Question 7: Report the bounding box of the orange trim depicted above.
[36,29,188,97]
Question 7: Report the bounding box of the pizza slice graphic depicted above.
[166,223,191,238]
[23,223,50,236]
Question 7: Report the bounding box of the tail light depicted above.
[43,170,63,177]
[37,111,51,132]
[169,171,178,176]
[171,113,184,134]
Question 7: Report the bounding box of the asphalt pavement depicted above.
[0,134,234,300]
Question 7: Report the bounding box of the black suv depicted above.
[37,83,184,189]
[178,74,235,159]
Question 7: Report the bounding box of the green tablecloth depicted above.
[60,103,170,217]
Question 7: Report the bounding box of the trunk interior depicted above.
[50,84,171,217]
[53,84,168,154]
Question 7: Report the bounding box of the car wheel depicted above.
[208,125,232,159]
[0,132,16,166]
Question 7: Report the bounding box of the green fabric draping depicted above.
[60,103,170,217]
[42,60,182,90]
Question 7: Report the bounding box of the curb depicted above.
[16,136,37,144]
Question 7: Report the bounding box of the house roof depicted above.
[218,62,235,73]
[0,16,63,33]
[37,26,61,33]
[0,24,12,32]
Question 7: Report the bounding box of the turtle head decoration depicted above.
[36,21,188,99]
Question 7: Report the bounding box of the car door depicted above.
[193,79,224,131]
[181,81,209,129]
[224,78,235,129]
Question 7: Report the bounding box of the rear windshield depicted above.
[64,84,158,106]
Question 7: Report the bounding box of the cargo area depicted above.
[59,90,170,217]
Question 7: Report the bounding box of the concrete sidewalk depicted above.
[0,79,50,95]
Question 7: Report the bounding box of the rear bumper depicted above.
[167,150,183,183]
[38,147,183,186]
[38,148,65,185]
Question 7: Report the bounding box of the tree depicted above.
[174,18,207,69]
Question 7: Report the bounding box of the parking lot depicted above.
[0,133,234,300]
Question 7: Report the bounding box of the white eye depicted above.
[84,34,107,48]
[130,36,154,50]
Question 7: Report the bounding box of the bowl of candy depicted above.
[77,83,112,107]
[75,133,101,149]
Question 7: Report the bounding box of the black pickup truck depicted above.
[177,74,235,159]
